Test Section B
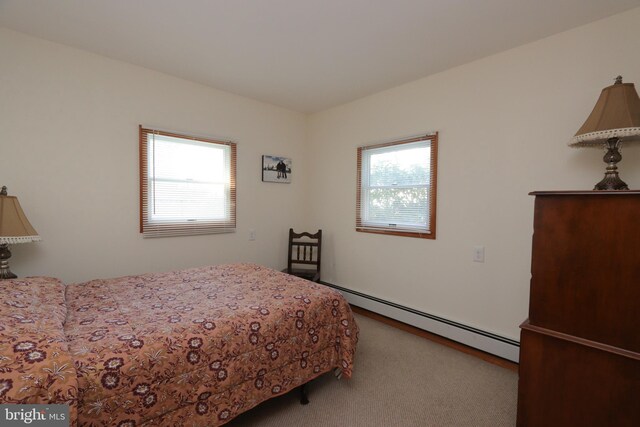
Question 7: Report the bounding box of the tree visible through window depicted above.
[356,133,437,239]
[139,126,236,238]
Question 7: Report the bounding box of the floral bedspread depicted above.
[0,277,78,419]
[63,263,358,426]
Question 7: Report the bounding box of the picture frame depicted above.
[262,155,292,183]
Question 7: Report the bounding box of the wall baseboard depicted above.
[321,281,520,363]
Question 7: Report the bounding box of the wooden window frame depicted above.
[139,126,237,238]
[356,132,438,239]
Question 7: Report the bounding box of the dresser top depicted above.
[530,190,640,196]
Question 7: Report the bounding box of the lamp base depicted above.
[594,137,629,191]
[594,175,629,191]
[0,243,17,280]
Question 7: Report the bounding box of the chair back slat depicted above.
[292,242,317,262]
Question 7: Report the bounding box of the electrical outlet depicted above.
[473,246,485,263]
[249,229,256,241]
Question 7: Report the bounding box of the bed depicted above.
[0,263,358,426]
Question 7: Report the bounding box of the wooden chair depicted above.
[285,229,322,282]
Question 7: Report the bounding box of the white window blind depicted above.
[356,133,438,239]
[140,127,236,238]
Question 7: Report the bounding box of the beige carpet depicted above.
[228,313,518,427]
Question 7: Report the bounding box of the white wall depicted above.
[306,7,640,340]
[0,27,308,283]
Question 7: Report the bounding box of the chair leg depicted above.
[299,383,309,405]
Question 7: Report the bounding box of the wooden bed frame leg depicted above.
[299,383,309,405]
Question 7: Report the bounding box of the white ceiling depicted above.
[1,0,639,113]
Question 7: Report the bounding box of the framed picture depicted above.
[262,155,292,183]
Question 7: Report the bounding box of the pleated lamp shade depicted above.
[0,190,41,244]
[569,76,640,146]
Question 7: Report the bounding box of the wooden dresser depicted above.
[517,191,640,426]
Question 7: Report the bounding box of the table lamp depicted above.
[0,186,41,279]
[569,76,640,190]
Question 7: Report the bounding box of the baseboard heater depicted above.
[320,281,520,363]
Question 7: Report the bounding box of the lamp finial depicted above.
[615,75,623,85]
[0,186,6,196]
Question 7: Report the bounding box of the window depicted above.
[139,126,236,238]
[356,133,438,239]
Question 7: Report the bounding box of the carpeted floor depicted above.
[227,313,518,426]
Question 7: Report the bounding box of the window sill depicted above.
[356,227,435,239]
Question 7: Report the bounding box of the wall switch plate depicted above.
[473,246,485,263]
[249,229,256,241]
